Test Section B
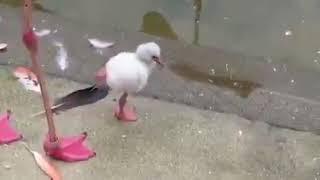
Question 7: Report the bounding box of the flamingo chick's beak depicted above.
[152,56,164,69]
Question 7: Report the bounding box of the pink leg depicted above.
[114,93,137,122]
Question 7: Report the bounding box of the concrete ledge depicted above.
[0,66,319,179]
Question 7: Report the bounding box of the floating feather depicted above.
[0,43,8,52]
[34,29,51,37]
[88,38,114,48]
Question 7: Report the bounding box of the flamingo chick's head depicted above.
[136,42,164,69]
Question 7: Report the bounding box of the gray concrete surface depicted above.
[0,65,320,179]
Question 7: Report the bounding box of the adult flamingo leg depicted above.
[22,0,95,162]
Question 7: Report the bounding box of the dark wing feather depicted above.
[52,85,109,113]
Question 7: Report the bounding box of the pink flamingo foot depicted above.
[114,104,138,122]
[0,110,23,145]
[43,132,96,162]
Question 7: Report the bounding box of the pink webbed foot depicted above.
[0,110,23,145]
[114,104,138,122]
[43,132,96,162]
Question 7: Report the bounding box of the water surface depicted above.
[37,0,320,73]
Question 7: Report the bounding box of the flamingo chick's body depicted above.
[95,42,164,121]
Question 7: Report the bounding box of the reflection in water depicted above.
[169,63,261,98]
[52,40,69,71]
[0,0,53,13]
[141,1,202,45]
[193,0,201,45]
[140,11,178,40]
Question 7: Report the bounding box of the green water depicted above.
[0,0,52,13]
[43,0,320,72]
[3,0,320,72]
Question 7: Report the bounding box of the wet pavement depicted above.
[2,5,320,132]
[0,65,320,179]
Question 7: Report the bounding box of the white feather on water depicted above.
[34,29,51,37]
[52,40,68,71]
[0,43,8,51]
[88,38,114,48]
